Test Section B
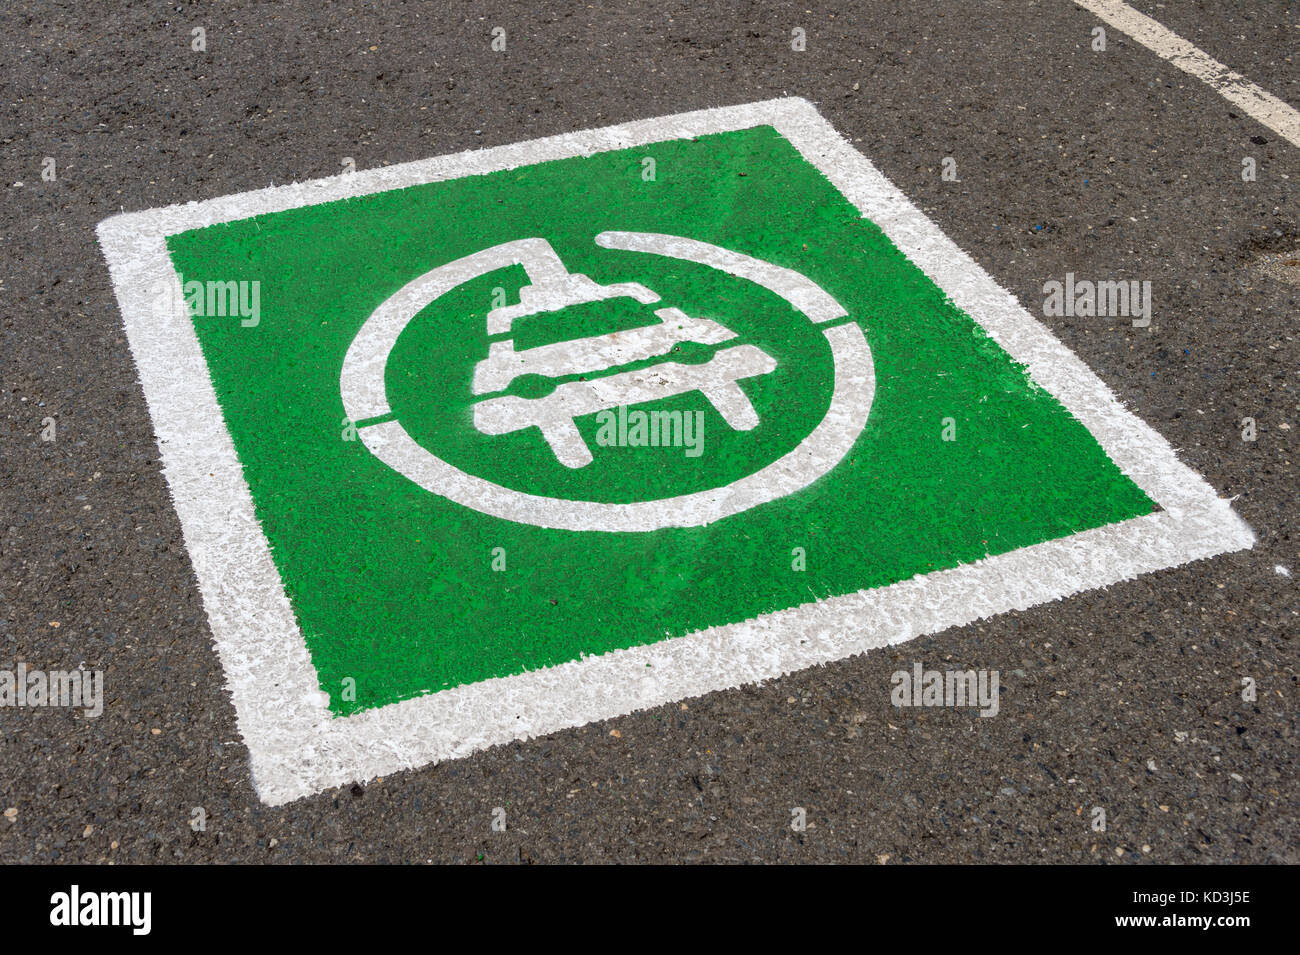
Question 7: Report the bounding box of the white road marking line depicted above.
[1074,0,1300,149]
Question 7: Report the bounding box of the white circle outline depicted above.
[342,234,875,531]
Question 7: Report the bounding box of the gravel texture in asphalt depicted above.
[0,0,1295,862]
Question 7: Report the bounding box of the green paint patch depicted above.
[166,125,1154,716]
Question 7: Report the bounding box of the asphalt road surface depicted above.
[1,0,1296,863]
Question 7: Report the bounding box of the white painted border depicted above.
[97,98,1254,806]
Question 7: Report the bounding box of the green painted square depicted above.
[165,125,1154,715]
